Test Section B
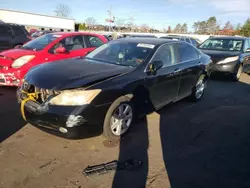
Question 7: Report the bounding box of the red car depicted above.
[0,32,108,86]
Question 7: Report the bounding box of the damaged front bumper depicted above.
[17,88,111,138]
[0,68,23,86]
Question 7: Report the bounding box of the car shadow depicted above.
[0,87,26,143]
[112,78,250,188]
[159,79,250,188]
[112,86,154,188]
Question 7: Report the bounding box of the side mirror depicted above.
[55,47,67,54]
[246,48,250,53]
[148,61,163,73]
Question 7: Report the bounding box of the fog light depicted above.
[59,127,68,133]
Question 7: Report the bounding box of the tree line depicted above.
[170,16,250,36]
[54,4,250,36]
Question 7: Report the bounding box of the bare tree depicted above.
[54,4,71,18]
[140,24,150,32]
[85,17,97,29]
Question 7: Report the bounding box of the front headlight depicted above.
[12,55,35,68]
[217,56,239,64]
[49,89,102,106]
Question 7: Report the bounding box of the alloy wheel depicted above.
[195,78,205,99]
[236,65,243,80]
[110,104,133,136]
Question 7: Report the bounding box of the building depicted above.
[0,9,75,31]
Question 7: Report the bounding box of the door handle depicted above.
[174,68,181,74]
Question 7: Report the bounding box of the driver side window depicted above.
[49,35,85,54]
[152,44,177,67]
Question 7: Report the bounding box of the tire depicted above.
[190,74,206,102]
[103,96,134,141]
[232,64,243,82]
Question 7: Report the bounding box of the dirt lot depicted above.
[1,74,250,188]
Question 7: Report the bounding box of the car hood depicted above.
[25,58,134,90]
[199,49,242,63]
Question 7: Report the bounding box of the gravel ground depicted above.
[1,74,250,188]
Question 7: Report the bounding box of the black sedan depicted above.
[198,36,250,81]
[17,38,212,140]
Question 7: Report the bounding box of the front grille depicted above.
[0,79,5,83]
[22,81,60,103]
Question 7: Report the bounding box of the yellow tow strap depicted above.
[20,91,38,121]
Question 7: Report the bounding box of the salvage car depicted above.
[0,32,108,86]
[17,38,212,140]
[198,36,250,81]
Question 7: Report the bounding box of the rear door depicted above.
[47,35,87,61]
[84,35,105,55]
[146,43,181,109]
[176,43,202,98]
[0,25,12,51]
[243,39,250,71]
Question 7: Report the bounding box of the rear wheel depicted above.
[190,74,206,102]
[232,64,243,81]
[103,96,134,140]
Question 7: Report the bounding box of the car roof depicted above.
[48,32,104,37]
[161,35,190,39]
[209,36,247,40]
[117,37,175,45]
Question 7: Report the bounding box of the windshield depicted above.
[22,34,62,51]
[199,38,244,52]
[85,41,155,67]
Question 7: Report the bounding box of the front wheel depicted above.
[103,96,134,140]
[232,64,243,82]
[190,74,206,102]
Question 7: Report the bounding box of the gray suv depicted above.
[0,23,31,51]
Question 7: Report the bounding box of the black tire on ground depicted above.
[190,74,206,102]
[232,64,243,82]
[103,96,134,141]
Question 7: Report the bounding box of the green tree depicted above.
[193,21,200,33]
[174,23,182,33]
[235,23,242,30]
[240,18,250,37]
[181,23,188,33]
[198,21,207,34]
[206,16,219,34]
[79,23,87,30]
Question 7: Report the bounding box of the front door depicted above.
[46,35,90,62]
[145,43,181,109]
[243,39,250,72]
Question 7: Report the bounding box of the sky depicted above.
[1,0,250,30]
